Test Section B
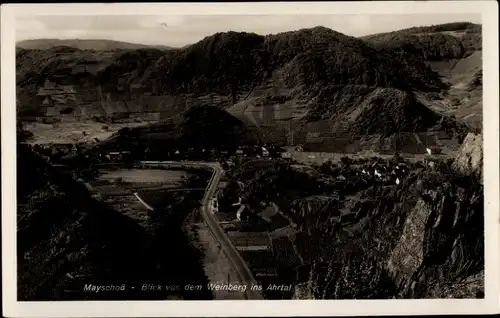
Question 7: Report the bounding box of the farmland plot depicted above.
[98,168,191,186]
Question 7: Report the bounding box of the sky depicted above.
[16,14,481,48]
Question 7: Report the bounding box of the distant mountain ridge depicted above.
[16,38,173,51]
[362,22,481,40]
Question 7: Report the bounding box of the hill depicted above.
[362,22,481,60]
[16,26,445,115]
[16,38,172,51]
[363,22,482,128]
[16,24,480,152]
[17,140,153,300]
[93,105,257,158]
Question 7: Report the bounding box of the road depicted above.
[137,161,264,300]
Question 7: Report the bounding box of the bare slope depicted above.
[363,22,482,128]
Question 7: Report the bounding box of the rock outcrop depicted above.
[386,133,484,298]
[452,132,483,182]
[266,132,484,299]
[386,197,434,292]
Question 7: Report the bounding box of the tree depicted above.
[340,156,351,166]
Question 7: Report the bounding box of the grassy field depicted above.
[97,168,190,185]
[90,168,194,220]
[24,121,146,144]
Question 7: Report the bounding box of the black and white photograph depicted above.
[2,1,499,317]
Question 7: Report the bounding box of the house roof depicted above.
[37,88,58,96]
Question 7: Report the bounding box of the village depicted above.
[195,143,448,299]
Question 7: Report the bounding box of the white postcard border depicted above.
[2,1,499,317]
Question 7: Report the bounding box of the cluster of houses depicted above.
[136,144,278,163]
[216,181,292,231]
[31,142,80,160]
[102,151,132,162]
[30,141,136,164]
[216,181,250,221]
[224,145,271,158]
[425,146,443,156]
[358,162,409,185]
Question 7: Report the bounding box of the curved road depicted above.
[137,161,263,300]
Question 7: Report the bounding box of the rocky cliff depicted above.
[385,133,484,298]
[387,173,483,298]
[452,132,483,181]
[294,134,484,299]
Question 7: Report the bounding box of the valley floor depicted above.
[24,121,147,145]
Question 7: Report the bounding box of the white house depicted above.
[232,196,242,206]
[281,152,292,159]
[261,147,269,157]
